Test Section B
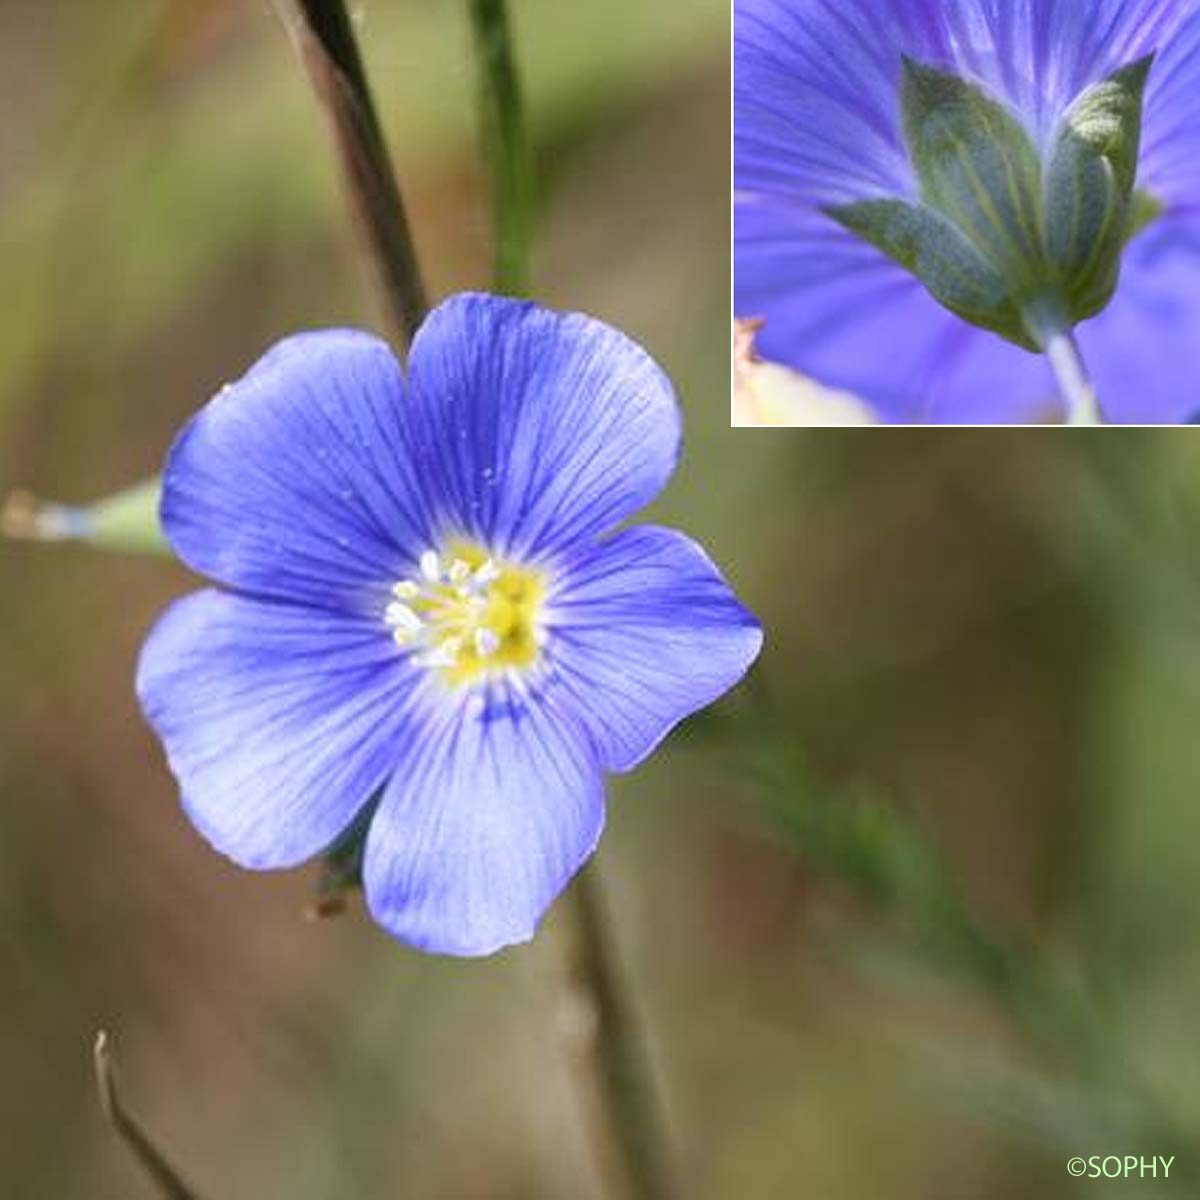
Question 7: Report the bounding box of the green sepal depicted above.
[830,55,1164,350]
[1126,188,1164,246]
[900,57,1044,286]
[1043,55,1155,320]
[825,198,1038,350]
[307,792,381,918]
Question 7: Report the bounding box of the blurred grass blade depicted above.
[468,0,535,296]
[274,0,427,346]
[2,477,168,555]
[94,1032,205,1200]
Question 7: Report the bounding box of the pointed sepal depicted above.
[826,197,1038,350]
[900,57,1044,288]
[1043,55,1155,321]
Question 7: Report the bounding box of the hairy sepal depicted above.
[828,56,1160,349]
[1044,56,1154,320]
[826,198,1037,350]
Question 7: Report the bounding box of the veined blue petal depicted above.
[1140,6,1200,208]
[736,201,1055,423]
[403,294,681,560]
[1078,214,1200,423]
[735,0,913,204]
[545,527,763,772]
[137,589,423,869]
[162,330,436,612]
[363,682,604,956]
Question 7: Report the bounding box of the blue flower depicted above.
[735,0,1200,423]
[136,294,762,956]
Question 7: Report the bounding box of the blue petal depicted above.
[1078,214,1200,423]
[735,0,912,205]
[736,201,1056,423]
[137,589,423,869]
[162,330,436,611]
[403,294,680,559]
[1141,6,1200,208]
[363,683,604,956]
[545,526,763,772]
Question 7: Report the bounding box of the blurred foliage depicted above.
[4,4,1200,1200]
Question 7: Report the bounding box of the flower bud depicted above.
[826,55,1157,352]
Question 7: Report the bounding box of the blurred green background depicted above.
[4,3,1200,1198]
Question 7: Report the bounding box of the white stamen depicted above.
[383,546,542,677]
[419,550,441,583]
[419,636,462,669]
[384,601,421,632]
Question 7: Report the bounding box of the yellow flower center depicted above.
[384,540,546,686]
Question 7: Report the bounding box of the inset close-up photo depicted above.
[734,0,1200,425]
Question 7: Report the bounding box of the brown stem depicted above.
[274,0,428,347]
[93,1032,204,1200]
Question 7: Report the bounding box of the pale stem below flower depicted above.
[1024,300,1104,426]
[1045,328,1103,427]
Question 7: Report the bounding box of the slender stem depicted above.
[1024,300,1103,426]
[562,870,679,1200]
[93,1032,204,1200]
[467,0,536,297]
[1045,328,1103,426]
[462,5,676,1192]
[274,0,428,347]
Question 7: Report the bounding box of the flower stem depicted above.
[1024,301,1104,425]
[466,0,535,297]
[1045,328,1103,426]
[562,869,679,1200]
[462,6,676,1192]
[274,0,428,346]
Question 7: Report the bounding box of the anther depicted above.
[419,550,441,583]
[385,600,420,628]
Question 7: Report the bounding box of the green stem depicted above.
[275,0,428,346]
[563,870,679,1200]
[467,0,535,297]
